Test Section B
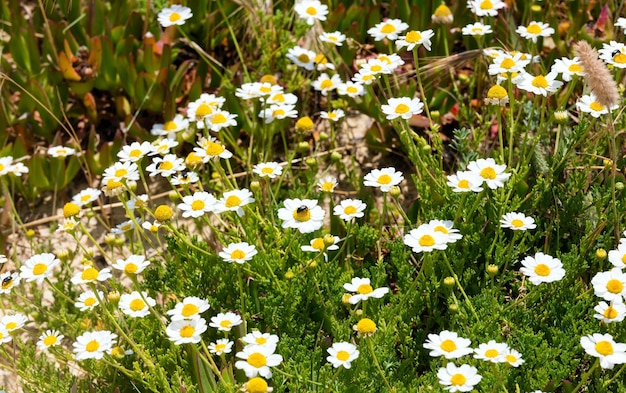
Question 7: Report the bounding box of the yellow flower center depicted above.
[506,354,517,363]
[487,85,507,99]
[377,174,392,184]
[622,254,626,264]
[434,4,452,17]
[370,64,383,73]
[607,279,624,294]
[395,103,410,114]
[500,58,516,70]
[293,207,311,222]
[230,249,246,260]
[84,297,96,307]
[180,325,195,338]
[511,219,524,228]
[312,238,325,251]
[344,206,357,215]
[534,263,551,276]
[604,306,618,319]
[169,12,181,22]
[357,283,373,294]
[191,200,205,211]
[261,167,274,175]
[247,352,267,368]
[419,235,435,247]
[306,6,317,15]
[212,113,227,124]
[163,120,178,131]
[86,340,100,352]
[440,339,457,352]
[472,27,483,33]
[320,79,333,89]
[531,75,549,88]
[82,267,99,281]
[246,378,269,393]
[220,320,233,328]
[356,318,377,334]
[43,335,57,347]
[297,54,311,63]
[480,167,497,179]
[159,161,173,171]
[259,86,272,93]
[272,109,285,117]
[225,195,242,208]
[0,164,4,172]
[450,373,467,386]
[124,264,138,274]
[526,23,542,35]
[614,53,626,64]
[129,298,146,311]
[336,350,350,361]
[215,343,226,352]
[480,0,493,9]
[272,93,285,102]
[568,64,583,73]
[380,23,396,34]
[195,103,212,117]
[434,225,449,234]
[321,182,334,191]
[5,322,16,330]
[182,303,200,317]
[107,179,123,189]
[485,349,499,358]
[596,340,614,356]
[205,141,225,156]
[115,168,128,178]
[405,30,421,43]
[458,179,470,189]
[256,337,267,345]
[589,101,605,112]
[33,263,48,276]
[347,86,358,94]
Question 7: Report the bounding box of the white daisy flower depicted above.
[19,253,60,285]
[209,338,233,355]
[474,340,509,363]
[219,242,258,264]
[242,331,280,351]
[551,57,584,82]
[317,176,338,192]
[599,41,626,68]
[149,138,179,156]
[151,114,189,139]
[203,110,238,132]
[294,0,328,25]
[277,198,325,234]
[111,218,141,235]
[0,271,20,294]
[209,312,243,332]
[265,91,298,106]
[286,46,317,71]
[352,72,377,85]
[187,93,225,122]
[520,252,565,285]
[193,136,233,161]
[214,189,255,217]
[403,223,448,253]
[102,161,140,183]
[171,171,199,186]
[594,301,626,323]
[517,71,563,96]
[396,29,435,51]
[580,333,626,369]
[333,199,366,221]
[320,109,345,122]
[516,21,554,43]
[0,156,14,177]
[363,167,404,192]
[616,17,626,31]
[37,329,64,351]
[1,313,27,332]
[47,145,76,158]
[119,291,156,318]
[111,255,150,275]
[327,342,359,368]
[75,290,102,311]
[301,235,340,261]
[157,5,192,27]
[235,344,284,378]
[446,171,484,193]
[500,212,537,231]
[72,187,102,206]
[71,265,112,285]
[367,18,409,41]
[428,220,463,243]
[592,268,626,303]
[73,330,117,360]
[359,58,393,76]
[146,153,185,178]
[319,31,346,46]
[466,158,510,189]
[235,82,263,100]
[167,296,211,321]
[488,52,530,76]
[462,22,493,36]
[576,94,619,118]
[609,243,626,269]
[253,162,283,179]
[337,81,365,97]
[177,191,217,218]
[0,329,11,344]
[117,141,153,163]
[437,363,482,392]
[381,97,424,120]
[166,317,208,345]
[258,104,298,124]
[311,73,342,96]
[423,330,474,359]
[343,277,389,304]
[467,0,506,16]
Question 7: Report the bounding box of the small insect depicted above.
[296,205,309,214]
[2,274,14,288]
[612,49,621,58]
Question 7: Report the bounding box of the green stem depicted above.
[442,252,479,321]
[571,358,599,393]
[366,337,393,391]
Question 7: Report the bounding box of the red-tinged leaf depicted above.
[59,51,81,81]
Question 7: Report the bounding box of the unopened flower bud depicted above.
[596,248,607,260]
[443,276,455,288]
